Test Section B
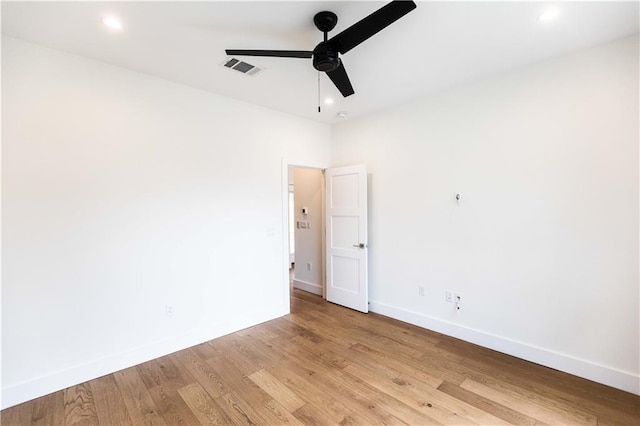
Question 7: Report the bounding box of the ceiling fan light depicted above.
[102,15,123,31]
[537,8,560,23]
[324,98,334,105]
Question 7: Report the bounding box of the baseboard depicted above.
[368,300,640,395]
[293,279,322,296]
[1,306,288,410]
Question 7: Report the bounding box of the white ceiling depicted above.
[2,1,638,124]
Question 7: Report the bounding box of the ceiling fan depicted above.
[225,0,417,98]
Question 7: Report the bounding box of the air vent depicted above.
[221,58,263,76]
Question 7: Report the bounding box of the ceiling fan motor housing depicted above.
[313,42,340,72]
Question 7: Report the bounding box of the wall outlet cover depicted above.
[445,291,454,303]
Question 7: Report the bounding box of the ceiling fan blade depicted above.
[327,0,417,54]
[326,61,355,97]
[225,49,313,59]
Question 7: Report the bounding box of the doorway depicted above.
[288,166,325,299]
[281,160,369,314]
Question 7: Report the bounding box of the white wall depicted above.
[332,35,639,394]
[2,31,638,408]
[1,36,331,408]
[292,167,324,295]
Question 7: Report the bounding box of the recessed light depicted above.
[537,8,560,23]
[102,15,123,31]
[337,111,347,119]
[324,98,334,105]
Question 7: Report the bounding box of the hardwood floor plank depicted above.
[147,382,201,426]
[222,334,282,370]
[275,357,424,425]
[257,398,306,425]
[169,349,228,398]
[349,322,432,360]
[353,337,467,385]
[284,310,357,348]
[177,382,233,425]
[63,383,99,426]
[456,362,616,424]
[349,342,443,388]
[460,378,597,425]
[291,333,352,369]
[214,391,269,425]
[595,408,640,426]
[137,356,195,392]
[235,334,284,367]
[344,363,502,425]
[208,336,259,376]
[90,374,133,426]
[291,288,324,305]
[113,367,166,425]
[29,391,65,426]
[238,324,280,344]
[248,369,306,412]
[189,341,221,361]
[437,381,543,426]
[268,359,356,424]
[277,315,327,344]
[206,355,272,407]
[299,296,444,355]
[260,317,305,341]
[209,332,282,377]
[296,302,424,358]
[366,311,443,346]
[1,401,33,425]
[292,402,342,425]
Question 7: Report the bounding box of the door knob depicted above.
[352,243,367,249]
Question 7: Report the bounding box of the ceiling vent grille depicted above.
[221,58,263,76]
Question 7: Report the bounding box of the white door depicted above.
[325,165,368,313]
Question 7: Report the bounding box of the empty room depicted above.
[1,1,638,425]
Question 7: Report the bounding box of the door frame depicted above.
[280,158,329,313]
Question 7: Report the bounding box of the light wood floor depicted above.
[2,288,639,425]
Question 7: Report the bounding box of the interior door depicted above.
[325,165,368,313]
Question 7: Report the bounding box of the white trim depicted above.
[293,279,323,296]
[368,300,640,396]
[281,159,292,316]
[1,307,287,410]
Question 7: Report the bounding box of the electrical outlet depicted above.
[306,262,312,271]
[445,290,453,303]
[418,286,425,296]
[165,305,174,316]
